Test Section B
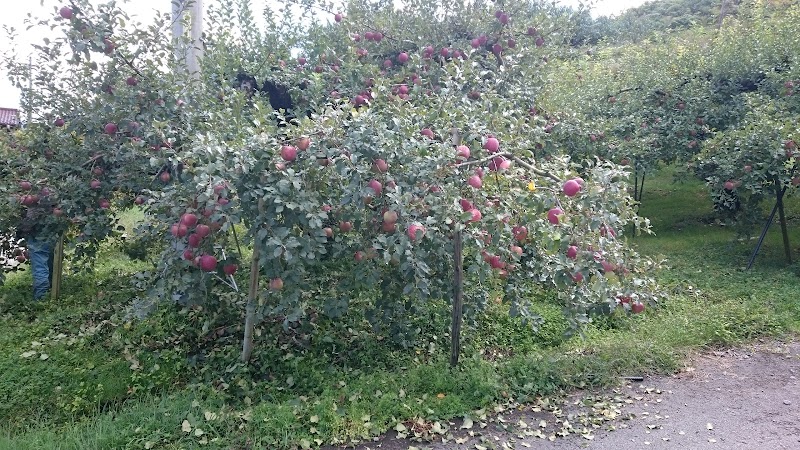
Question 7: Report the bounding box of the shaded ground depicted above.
[327,339,800,449]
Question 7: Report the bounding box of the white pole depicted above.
[187,0,203,77]
[171,0,186,70]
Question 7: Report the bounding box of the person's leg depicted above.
[27,237,52,300]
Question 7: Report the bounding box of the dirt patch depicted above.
[325,339,800,450]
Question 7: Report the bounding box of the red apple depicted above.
[104,122,118,134]
[90,179,101,189]
[512,225,528,242]
[297,136,311,151]
[467,208,482,223]
[489,255,505,269]
[601,260,616,273]
[160,172,171,183]
[52,207,63,217]
[195,224,211,238]
[269,277,284,291]
[367,179,382,195]
[421,128,434,139]
[103,38,115,54]
[334,12,343,22]
[468,175,482,189]
[373,159,389,173]
[59,6,73,19]
[456,145,470,160]
[631,302,645,314]
[223,264,238,276]
[170,223,189,238]
[483,137,500,153]
[459,199,474,211]
[188,233,202,248]
[280,145,297,161]
[567,245,578,259]
[20,195,39,206]
[563,179,582,197]
[600,226,616,238]
[383,210,399,224]
[339,221,353,232]
[183,249,194,260]
[744,165,752,173]
[18,181,32,190]
[397,52,409,63]
[134,196,146,205]
[323,227,334,238]
[126,76,138,86]
[98,199,110,209]
[547,207,563,225]
[199,255,217,272]
[181,213,198,227]
[407,223,426,241]
[510,245,523,257]
[724,180,736,191]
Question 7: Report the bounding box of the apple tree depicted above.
[2,0,663,364]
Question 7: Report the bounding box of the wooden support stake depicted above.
[50,235,64,300]
[450,230,464,368]
[241,198,265,363]
[775,179,792,265]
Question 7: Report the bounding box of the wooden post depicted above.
[450,230,464,368]
[50,235,64,300]
[241,198,265,363]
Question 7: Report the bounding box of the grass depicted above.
[0,166,798,449]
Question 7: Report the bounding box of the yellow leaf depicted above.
[436,393,445,399]
[528,181,536,191]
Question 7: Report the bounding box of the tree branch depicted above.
[455,152,562,183]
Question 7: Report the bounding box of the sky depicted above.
[0,0,652,110]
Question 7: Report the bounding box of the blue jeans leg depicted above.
[28,237,52,300]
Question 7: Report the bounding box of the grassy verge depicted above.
[0,166,798,449]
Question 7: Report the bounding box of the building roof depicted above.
[0,108,20,127]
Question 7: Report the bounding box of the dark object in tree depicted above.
[262,79,293,112]
[233,73,259,97]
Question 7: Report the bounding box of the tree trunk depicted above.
[450,230,464,368]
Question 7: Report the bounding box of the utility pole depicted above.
[171,0,203,77]
[26,56,32,126]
